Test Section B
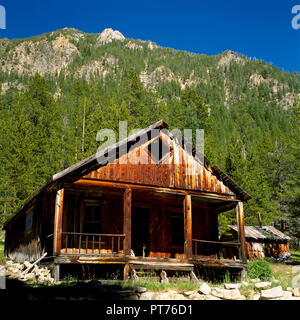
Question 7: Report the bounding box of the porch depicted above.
[50,179,247,281]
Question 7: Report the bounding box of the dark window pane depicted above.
[148,138,170,163]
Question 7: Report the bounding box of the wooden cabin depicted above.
[221,225,291,259]
[2,120,251,281]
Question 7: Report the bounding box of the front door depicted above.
[131,207,149,257]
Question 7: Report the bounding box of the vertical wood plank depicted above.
[53,184,64,256]
[236,201,247,263]
[184,194,192,259]
[123,188,132,256]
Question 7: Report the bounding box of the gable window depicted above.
[147,137,170,164]
[170,211,184,246]
[82,203,102,234]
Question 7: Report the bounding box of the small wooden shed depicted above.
[2,120,251,281]
[221,225,291,259]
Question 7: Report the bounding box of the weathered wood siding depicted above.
[83,132,233,196]
[4,190,56,263]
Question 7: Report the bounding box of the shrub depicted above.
[248,258,272,281]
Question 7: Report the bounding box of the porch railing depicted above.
[60,232,125,255]
[192,239,241,259]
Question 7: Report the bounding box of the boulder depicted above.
[224,283,240,289]
[292,288,300,297]
[253,294,260,300]
[255,281,272,289]
[261,286,283,300]
[133,286,147,293]
[199,283,211,295]
[211,288,244,300]
[242,281,249,287]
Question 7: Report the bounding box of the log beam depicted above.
[53,183,64,256]
[123,188,132,256]
[236,201,247,264]
[184,194,192,259]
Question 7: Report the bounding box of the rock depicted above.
[253,294,260,300]
[242,281,249,286]
[261,286,283,300]
[205,294,222,300]
[280,291,293,300]
[160,270,169,284]
[292,288,300,297]
[211,288,224,299]
[140,291,187,300]
[139,292,155,300]
[133,286,147,293]
[97,28,125,45]
[199,283,211,295]
[224,283,240,289]
[255,281,272,289]
[287,287,293,292]
[222,288,243,300]
[211,288,244,300]
[183,290,195,297]
[189,292,205,300]
[250,278,261,283]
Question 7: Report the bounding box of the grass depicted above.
[291,251,300,264]
[56,278,200,292]
[0,241,6,265]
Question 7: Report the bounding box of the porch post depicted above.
[236,201,247,264]
[184,194,192,259]
[123,188,132,256]
[53,183,64,256]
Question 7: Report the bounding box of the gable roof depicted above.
[2,120,251,229]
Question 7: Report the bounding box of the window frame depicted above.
[80,199,105,234]
[146,136,171,166]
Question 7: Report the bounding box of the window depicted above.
[25,209,33,232]
[82,204,102,234]
[170,211,184,246]
[147,137,170,164]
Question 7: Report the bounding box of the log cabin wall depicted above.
[4,189,57,263]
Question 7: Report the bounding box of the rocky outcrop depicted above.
[77,54,119,81]
[0,35,78,76]
[125,41,143,50]
[217,50,245,69]
[97,28,125,45]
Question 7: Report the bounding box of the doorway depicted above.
[131,207,149,257]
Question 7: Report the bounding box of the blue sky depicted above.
[0,0,299,73]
